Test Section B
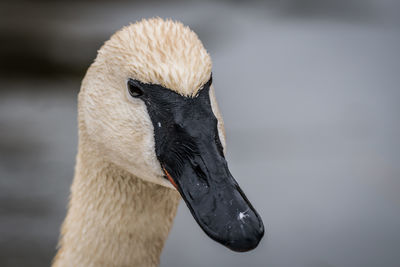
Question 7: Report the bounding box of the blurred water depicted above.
[1,1,400,267]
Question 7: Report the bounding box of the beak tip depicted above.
[226,224,264,252]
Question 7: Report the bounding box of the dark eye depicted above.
[127,79,144,97]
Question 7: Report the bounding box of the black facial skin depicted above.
[127,76,264,252]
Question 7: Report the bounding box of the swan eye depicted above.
[127,79,144,98]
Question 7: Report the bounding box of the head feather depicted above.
[96,18,212,97]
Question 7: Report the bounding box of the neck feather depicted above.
[53,135,180,267]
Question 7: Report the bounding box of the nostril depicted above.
[192,162,209,187]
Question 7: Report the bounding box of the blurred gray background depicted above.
[1,0,400,266]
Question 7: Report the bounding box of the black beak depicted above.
[161,144,264,252]
[135,76,264,252]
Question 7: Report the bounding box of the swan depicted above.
[53,18,264,267]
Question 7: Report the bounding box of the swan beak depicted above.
[139,76,264,252]
[161,144,264,252]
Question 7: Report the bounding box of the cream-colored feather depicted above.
[53,18,226,267]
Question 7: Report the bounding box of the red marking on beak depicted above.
[162,167,178,189]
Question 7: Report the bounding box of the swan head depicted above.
[80,18,264,252]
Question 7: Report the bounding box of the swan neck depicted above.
[53,139,180,267]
